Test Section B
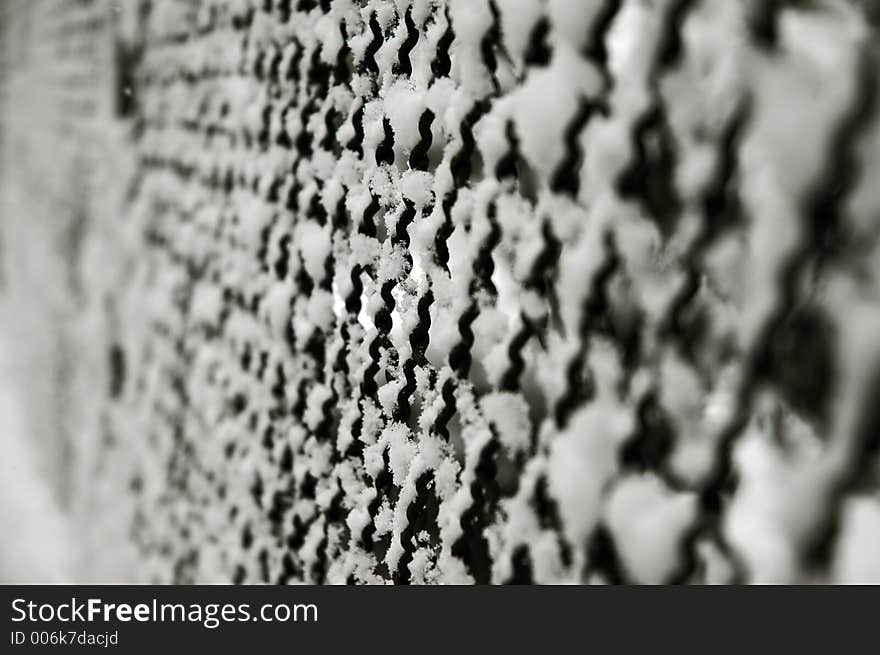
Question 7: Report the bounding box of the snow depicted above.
[480,391,531,455]
[834,499,880,584]
[548,393,632,545]
[604,474,696,584]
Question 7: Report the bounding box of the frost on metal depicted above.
[2,0,880,584]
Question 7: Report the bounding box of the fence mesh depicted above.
[1,0,880,584]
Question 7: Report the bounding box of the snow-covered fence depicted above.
[1,0,879,584]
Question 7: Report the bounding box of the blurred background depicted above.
[0,0,142,582]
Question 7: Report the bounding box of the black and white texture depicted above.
[1,0,880,584]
